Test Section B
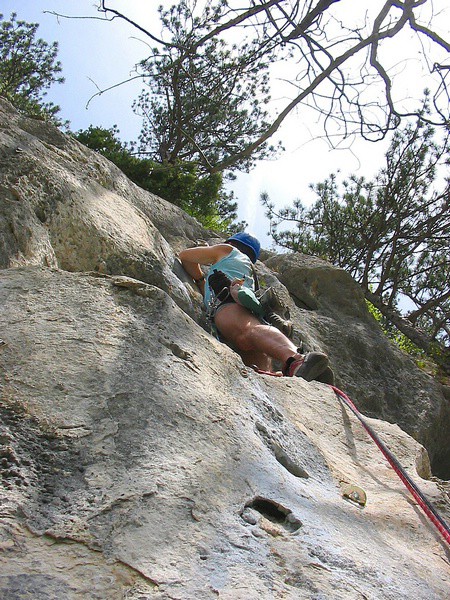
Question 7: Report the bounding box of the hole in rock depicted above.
[272,443,310,479]
[254,424,310,479]
[245,496,302,532]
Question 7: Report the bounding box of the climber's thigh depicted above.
[214,303,260,349]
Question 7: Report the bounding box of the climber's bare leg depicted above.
[239,350,273,371]
[214,303,297,370]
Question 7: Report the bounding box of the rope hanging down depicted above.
[332,386,450,547]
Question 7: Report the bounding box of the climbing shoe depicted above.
[315,366,335,385]
[266,311,294,338]
[283,352,329,381]
[209,269,232,297]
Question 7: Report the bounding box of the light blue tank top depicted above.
[204,247,254,307]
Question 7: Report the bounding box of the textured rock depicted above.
[0,98,449,598]
[1,267,449,599]
[264,253,450,478]
[0,97,203,318]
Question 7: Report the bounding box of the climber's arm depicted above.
[179,244,232,294]
[179,244,232,266]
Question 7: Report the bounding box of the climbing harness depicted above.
[203,259,293,339]
[205,280,234,323]
[206,268,264,324]
[332,386,450,547]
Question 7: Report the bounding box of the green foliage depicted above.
[365,299,441,375]
[366,300,425,358]
[0,12,64,121]
[132,1,280,174]
[97,1,448,175]
[263,105,450,362]
[75,125,242,231]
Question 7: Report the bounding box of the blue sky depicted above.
[2,1,150,137]
[4,1,448,246]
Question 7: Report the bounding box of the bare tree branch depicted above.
[49,1,450,172]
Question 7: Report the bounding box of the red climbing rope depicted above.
[250,367,449,545]
[250,365,283,377]
[332,386,450,547]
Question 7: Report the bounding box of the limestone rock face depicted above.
[0,99,449,598]
[0,97,205,319]
[1,267,449,599]
[264,253,450,479]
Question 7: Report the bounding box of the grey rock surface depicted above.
[0,97,201,318]
[1,267,449,599]
[264,253,450,478]
[0,98,449,598]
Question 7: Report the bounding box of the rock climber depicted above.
[179,232,332,381]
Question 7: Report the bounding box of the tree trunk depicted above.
[364,289,450,374]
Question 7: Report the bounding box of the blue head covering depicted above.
[226,232,261,263]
